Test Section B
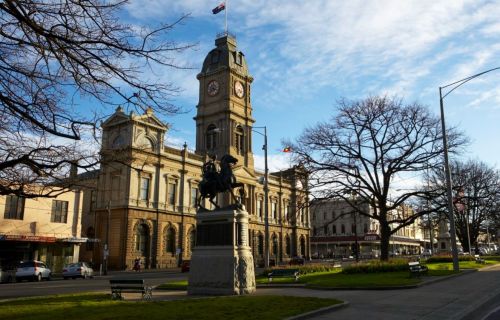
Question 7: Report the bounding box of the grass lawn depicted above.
[257,271,421,288]
[0,293,341,320]
[426,260,496,271]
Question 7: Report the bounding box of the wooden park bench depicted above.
[267,269,300,283]
[109,279,153,300]
[408,261,428,277]
[475,255,486,264]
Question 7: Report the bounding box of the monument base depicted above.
[188,208,256,295]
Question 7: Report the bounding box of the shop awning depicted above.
[0,234,56,243]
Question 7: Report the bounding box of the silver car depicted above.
[16,260,52,282]
[62,262,94,279]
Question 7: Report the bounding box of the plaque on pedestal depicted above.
[188,207,256,295]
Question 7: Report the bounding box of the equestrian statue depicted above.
[197,154,244,211]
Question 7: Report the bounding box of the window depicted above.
[206,124,217,150]
[51,200,68,223]
[168,182,176,206]
[135,224,148,254]
[323,225,328,235]
[234,126,244,154]
[332,225,337,234]
[189,229,196,254]
[165,227,176,254]
[364,224,368,234]
[271,202,277,220]
[190,187,198,208]
[341,224,345,234]
[140,176,150,201]
[272,235,278,256]
[4,195,25,220]
[283,202,288,221]
[256,199,263,218]
[258,234,264,254]
[352,224,357,234]
[323,212,327,220]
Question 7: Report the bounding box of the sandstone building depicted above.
[80,34,310,270]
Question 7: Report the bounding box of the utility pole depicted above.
[104,200,110,275]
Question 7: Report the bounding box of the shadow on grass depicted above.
[0,294,341,320]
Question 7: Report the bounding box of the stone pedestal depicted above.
[188,207,256,295]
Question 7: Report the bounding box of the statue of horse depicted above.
[198,154,244,210]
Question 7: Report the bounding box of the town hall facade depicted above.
[80,34,310,270]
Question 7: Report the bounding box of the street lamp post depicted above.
[439,66,500,272]
[252,126,270,268]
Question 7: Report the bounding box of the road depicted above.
[2,267,500,320]
[0,270,187,300]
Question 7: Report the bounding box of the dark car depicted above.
[289,256,305,266]
[181,260,190,273]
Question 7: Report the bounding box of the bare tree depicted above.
[430,160,500,253]
[0,0,194,197]
[285,96,467,260]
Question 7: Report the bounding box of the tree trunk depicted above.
[380,221,391,261]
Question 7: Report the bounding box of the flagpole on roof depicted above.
[225,0,228,34]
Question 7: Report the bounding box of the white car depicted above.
[62,262,94,279]
[16,260,52,282]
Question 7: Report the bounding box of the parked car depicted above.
[62,262,94,279]
[181,260,190,273]
[0,264,15,283]
[16,260,52,282]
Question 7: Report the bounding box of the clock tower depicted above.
[194,34,255,170]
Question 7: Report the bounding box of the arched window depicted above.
[272,234,278,256]
[189,229,196,254]
[300,236,306,257]
[206,124,217,150]
[258,233,264,255]
[165,226,176,254]
[234,125,244,154]
[135,224,149,255]
[285,235,291,256]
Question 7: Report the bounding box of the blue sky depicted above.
[117,1,500,176]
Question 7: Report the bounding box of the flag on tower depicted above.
[212,2,226,14]
[282,146,292,153]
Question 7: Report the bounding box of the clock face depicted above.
[234,81,245,98]
[207,80,219,96]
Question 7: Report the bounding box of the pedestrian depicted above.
[133,257,141,272]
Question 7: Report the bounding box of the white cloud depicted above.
[253,153,295,172]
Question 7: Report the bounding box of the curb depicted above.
[285,301,349,320]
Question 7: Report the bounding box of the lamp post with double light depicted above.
[439,66,500,272]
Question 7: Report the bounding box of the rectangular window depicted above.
[168,182,176,206]
[140,177,150,201]
[256,199,262,218]
[51,200,68,223]
[284,203,288,222]
[271,202,277,220]
[4,195,25,220]
[190,187,198,208]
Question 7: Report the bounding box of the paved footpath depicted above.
[253,264,500,320]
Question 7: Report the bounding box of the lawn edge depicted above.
[284,301,349,320]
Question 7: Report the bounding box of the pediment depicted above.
[133,113,169,131]
[101,112,130,128]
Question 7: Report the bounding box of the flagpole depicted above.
[225,0,228,34]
